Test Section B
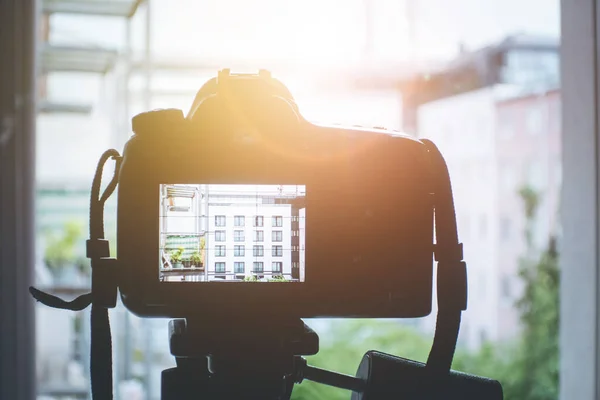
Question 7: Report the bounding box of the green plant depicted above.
[243,275,259,282]
[170,247,184,264]
[268,275,288,282]
[43,220,84,276]
[190,251,202,264]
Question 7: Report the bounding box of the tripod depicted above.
[161,318,364,399]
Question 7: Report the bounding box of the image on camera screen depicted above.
[159,184,306,282]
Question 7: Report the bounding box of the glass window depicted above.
[500,217,511,242]
[234,215,245,227]
[215,245,226,257]
[215,262,226,273]
[253,230,264,242]
[215,230,226,242]
[272,230,283,242]
[215,215,226,227]
[234,245,245,257]
[253,216,264,227]
[253,245,264,257]
[272,216,283,227]
[272,261,282,273]
[526,106,544,135]
[253,262,264,273]
[272,245,283,257]
[234,230,245,242]
[234,262,245,273]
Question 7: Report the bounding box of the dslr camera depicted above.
[32,69,504,399]
[117,69,435,320]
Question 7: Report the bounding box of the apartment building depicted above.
[160,184,306,282]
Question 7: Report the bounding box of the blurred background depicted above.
[34,0,559,399]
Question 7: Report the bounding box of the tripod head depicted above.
[162,317,370,399]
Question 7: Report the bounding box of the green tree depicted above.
[454,186,559,399]
[292,320,432,399]
[43,220,85,276]
[507,186,559,400]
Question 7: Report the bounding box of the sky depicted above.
[51,0,560,66]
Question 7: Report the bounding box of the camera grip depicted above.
[352,350,503,400]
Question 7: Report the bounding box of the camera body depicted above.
[117,70,435,320]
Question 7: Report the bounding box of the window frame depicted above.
[215,245,226,257]
[272,245,283,257]
[215,215,226,227]
[560,1,600,398]
[253,245,264,257]
[272,230,283,242]
[234,245,245,257]
[234,215,245,227]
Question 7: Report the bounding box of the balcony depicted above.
[42,0,144,18]
[41,44,119,74]
[38,100,93,114]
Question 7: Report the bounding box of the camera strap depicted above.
[30,149,122,400]
[421,139,468,375]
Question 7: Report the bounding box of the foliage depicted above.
[268,275,288,282]
[243,275,260,282]
[43,220,85,275]
[170,247,184,263]
[190,251,202,264]
[503,186,559,400]
[292,320,432,400]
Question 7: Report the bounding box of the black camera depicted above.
[31,69,503,399]
[117,69,436,320]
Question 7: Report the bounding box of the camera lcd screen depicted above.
[159,184,306,282]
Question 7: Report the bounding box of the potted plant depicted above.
[170,247,184,269]
[190,251,203,269]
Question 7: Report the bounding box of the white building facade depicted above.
[417,85,561,349]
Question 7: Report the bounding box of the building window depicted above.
[272,230,283,242]
[272,216,283,227]
[272,245,283,257]
[292,262,299,269]
[253,262,264,273]
[501,275,512,300]
[215,215,226,227]
[234,215,245,227]
[215,262,226,273]
[272,262,282,273]
[215,245,226,257]
[253,216,264,227]
[500,217,511,242]
[253,230,264,242]
[234,230,245,242]
[215,230,226,242]
[291,230,299,237]
[291,245,299,251]
[234,245,245,257]
[253,245,264,257]
[234,262,245,274]
[526,106,544,135]
[291,215,299,222]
